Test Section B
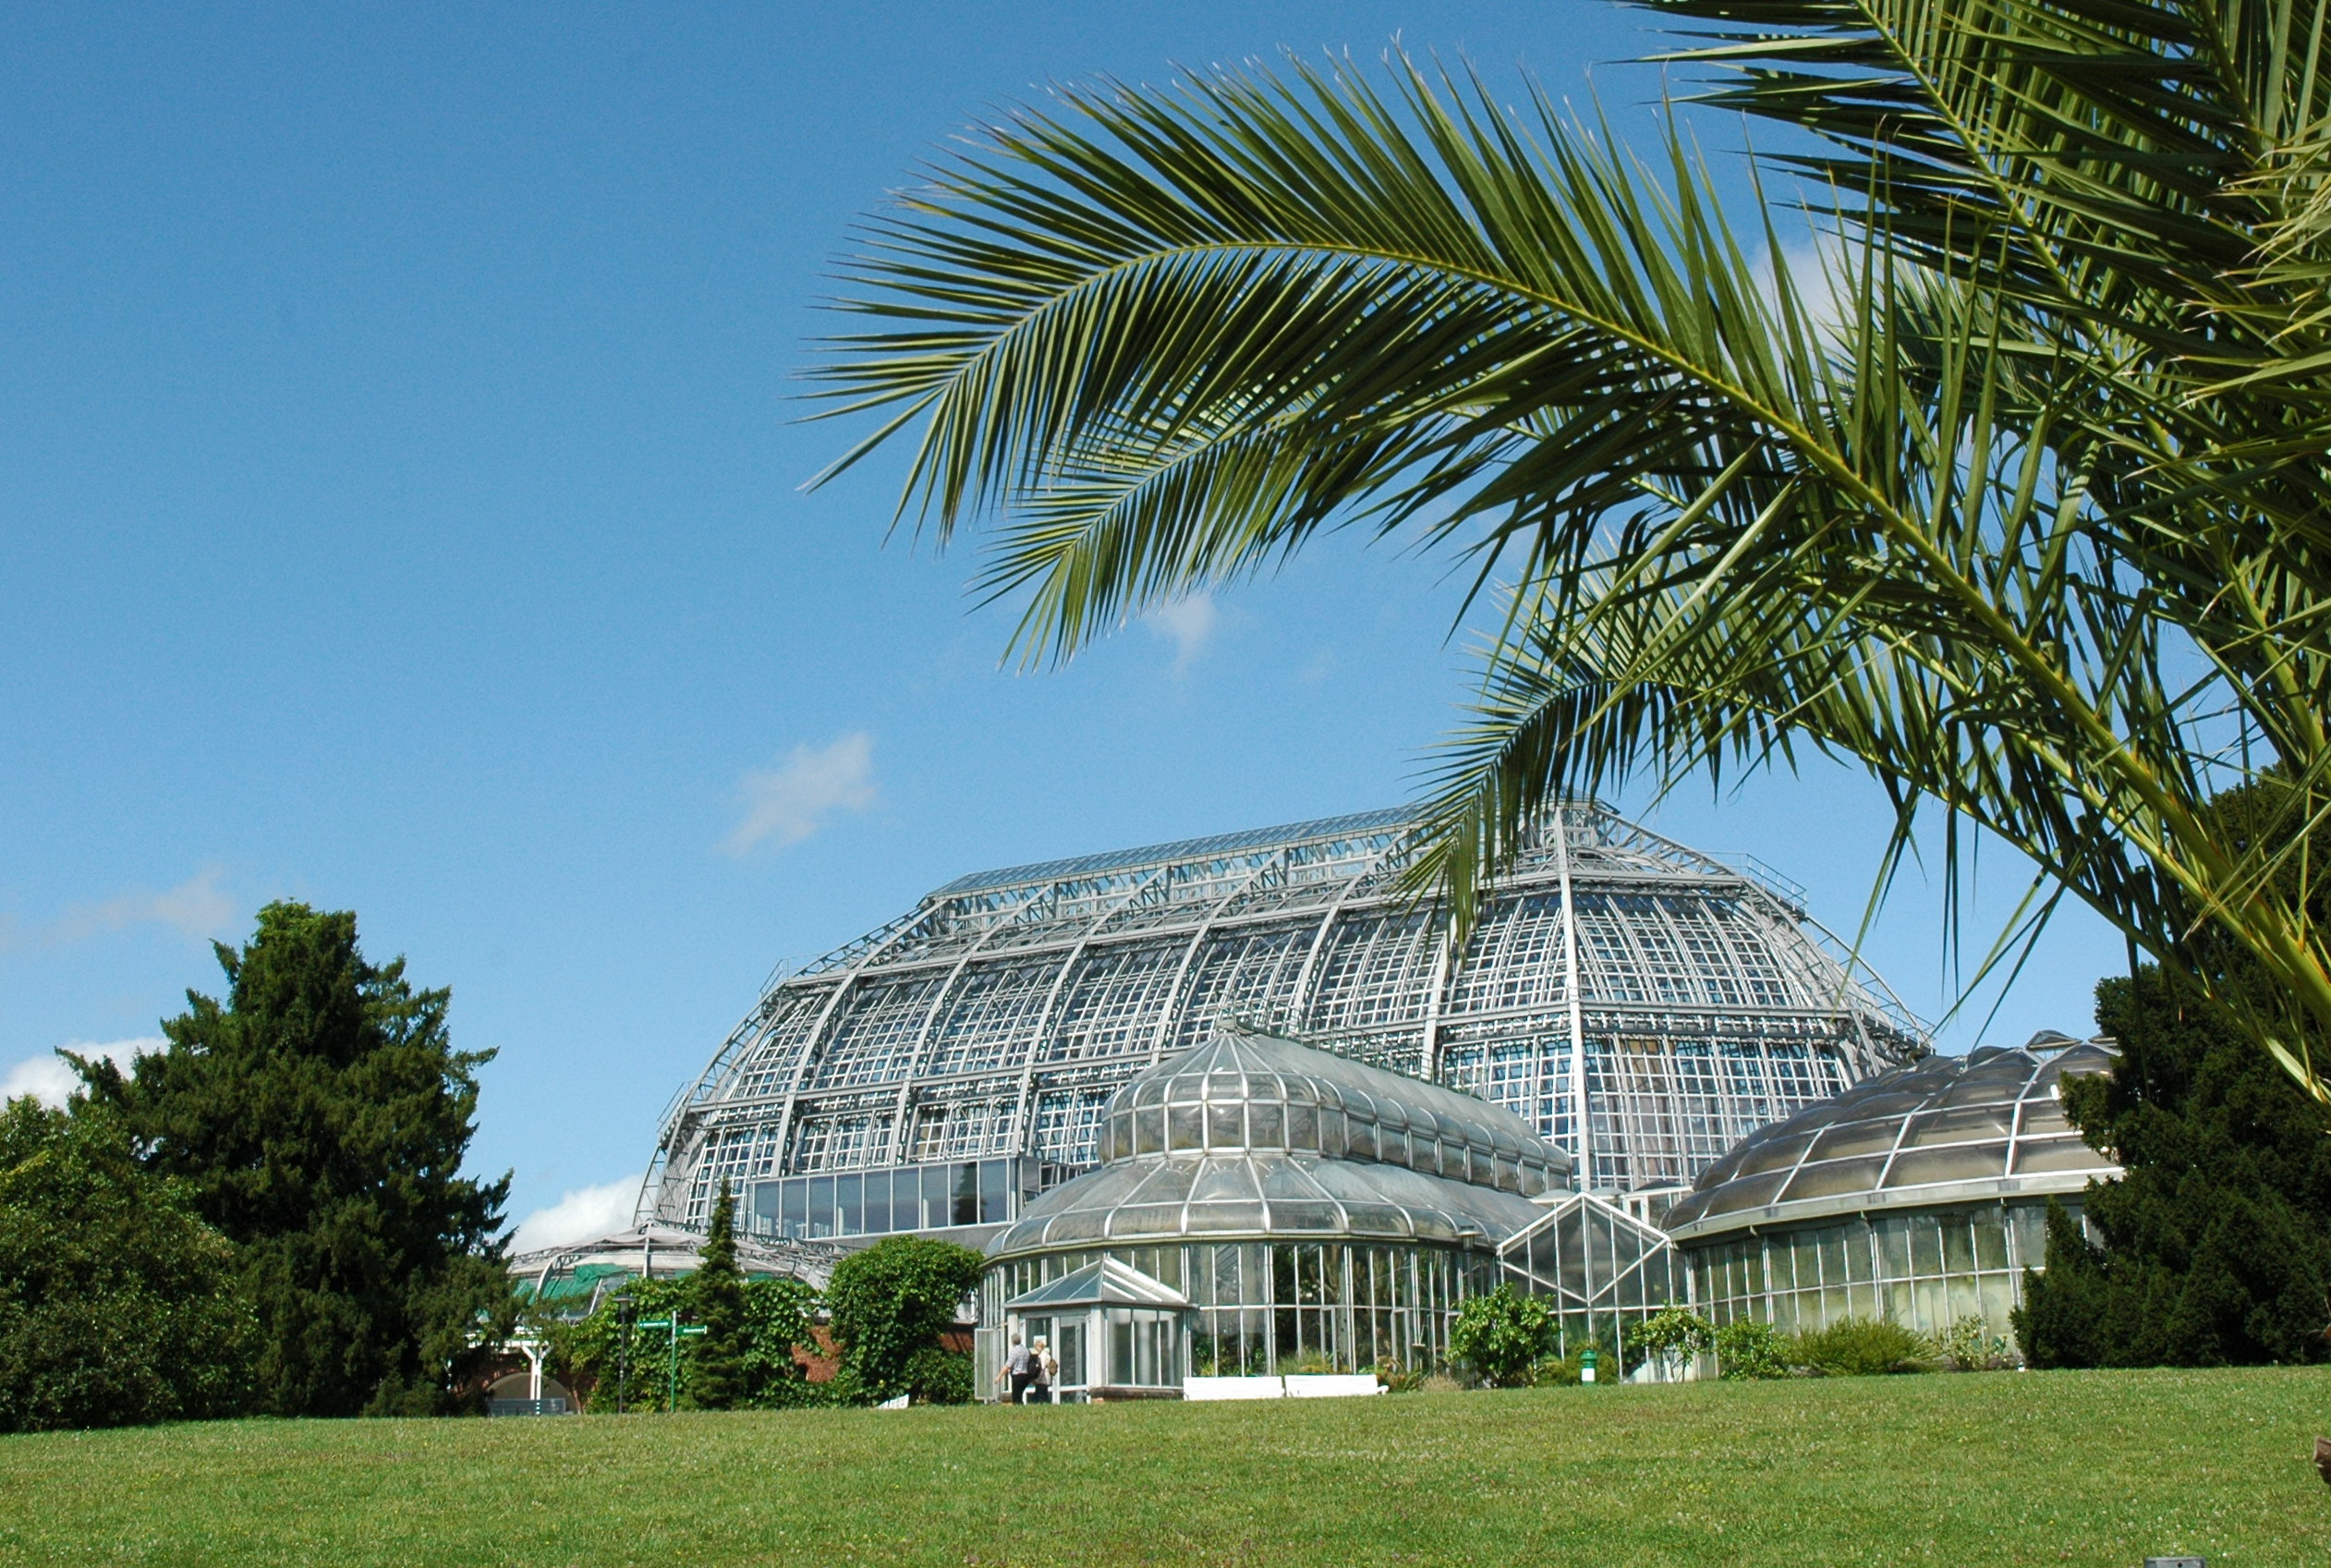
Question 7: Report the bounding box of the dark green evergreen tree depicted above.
[823,1236,983,1404]
[2019,781,2331,1367]
[685,1178,747,1410]
[0,1096,257,1432]
[80,902,514,1416]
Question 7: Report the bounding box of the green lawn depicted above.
[4,1368,2325,1566]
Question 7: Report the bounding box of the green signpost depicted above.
[637,1316,706,1413]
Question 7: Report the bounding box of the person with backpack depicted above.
[1030,1336,1056,1404]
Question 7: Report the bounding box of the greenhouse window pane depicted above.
[2011,1136,2110,1174]
[1883,1144,2009,1188]
[1807,1119,1904,1160]
[1941,1215,1976,1274]
[1167,1105,1202,1150]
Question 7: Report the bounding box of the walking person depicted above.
[1030,1335,1056,1405]
[996,1332,1035,1405]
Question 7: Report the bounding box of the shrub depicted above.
[823,1236,984,1404]
[0,1098,257,1431]
[1791,1317,1933,1377]
[1633,1307,1715,1357]
[1936,1315,2015,1372]
[1372,1356,1426,1393]
[1713,1319,1790,1380]
[902,1346,973,1405]
[1633,1306,1714,1380]
[1527,1351,1582,1386]
[1449,1285,1555,1387]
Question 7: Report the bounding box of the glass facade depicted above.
[1667,1036,2121,1343]
[646,804,1924,1234]
[747,1158,1019,1241]
[1499,1193,1690,1359]
[982,1240,1482,1385]
[1686,1201,2064,1339]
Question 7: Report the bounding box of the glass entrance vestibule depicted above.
[997,1259,1190,1402]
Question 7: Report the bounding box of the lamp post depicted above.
[637,1314,705,1413]
[613,1293,637,1415]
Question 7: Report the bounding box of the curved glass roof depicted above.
[989,1029,1560,1258]
[1097,1030,1569,1197]
[1660,1035,2120,1240]
[647,802,1927,1230]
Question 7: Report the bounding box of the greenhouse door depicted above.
[1014,1313,1092,1403]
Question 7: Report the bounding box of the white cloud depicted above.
[511,1173,645,1253]
[0,868,237,953]
[722,733,878,856]
[2,1038,161,1108]
[1752,229,1857,351]
[1145,593,1218,675]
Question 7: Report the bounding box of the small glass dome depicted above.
[989,1027,1569,1258]
[1094,1029,1567,1197]
[1661,1034,2120,1237]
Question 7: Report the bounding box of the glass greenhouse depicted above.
[978,1028,1561,1388]
[641,803,1924,1237]
[1662,1034,2120,1339]
[979,1027,1687,1393]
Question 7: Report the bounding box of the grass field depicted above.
[4,1367,2326,1566]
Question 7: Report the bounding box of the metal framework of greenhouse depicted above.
[639,802,1926,1238]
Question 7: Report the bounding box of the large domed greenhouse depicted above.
[637,802,1927,1245]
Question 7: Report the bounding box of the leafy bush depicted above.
[1936,1315,2015,1372]
[1713,1319,1790,1380]
[0,1098,257,1432]
[1372,1356,1425,1393]
[1526,1351,1582,1386]
[1449,1285,1555,1387]
[902,1346,973,1405]
[1633,1307,1715,1357]
[1791,1317,1933,1377]
[824,1236,985,1404]
[737,1276,822,1405]
[1633,1306,1714,1379]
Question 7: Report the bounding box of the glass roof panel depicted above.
[2010,1136,2114,1175]
[1666,1038,2121,1237]
[1779,1155,1892,1202]
[1807,1119,1903,1161]
[1882,1143,2009,1187]
[1696,1169,1790,1217]
[1900,1105,2016,1147]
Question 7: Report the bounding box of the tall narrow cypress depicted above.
[686,1177,747,1409]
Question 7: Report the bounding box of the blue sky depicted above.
[0,1,2127,1241]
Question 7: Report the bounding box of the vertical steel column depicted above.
[1554,806,1594,1192]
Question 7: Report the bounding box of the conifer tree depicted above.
[2017,963,2331,1367]
[80,902,513,1416]
[686,1177,747,1410]
[2019,779,2331,1367]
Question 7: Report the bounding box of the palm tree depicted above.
[811,0,2331,1106]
